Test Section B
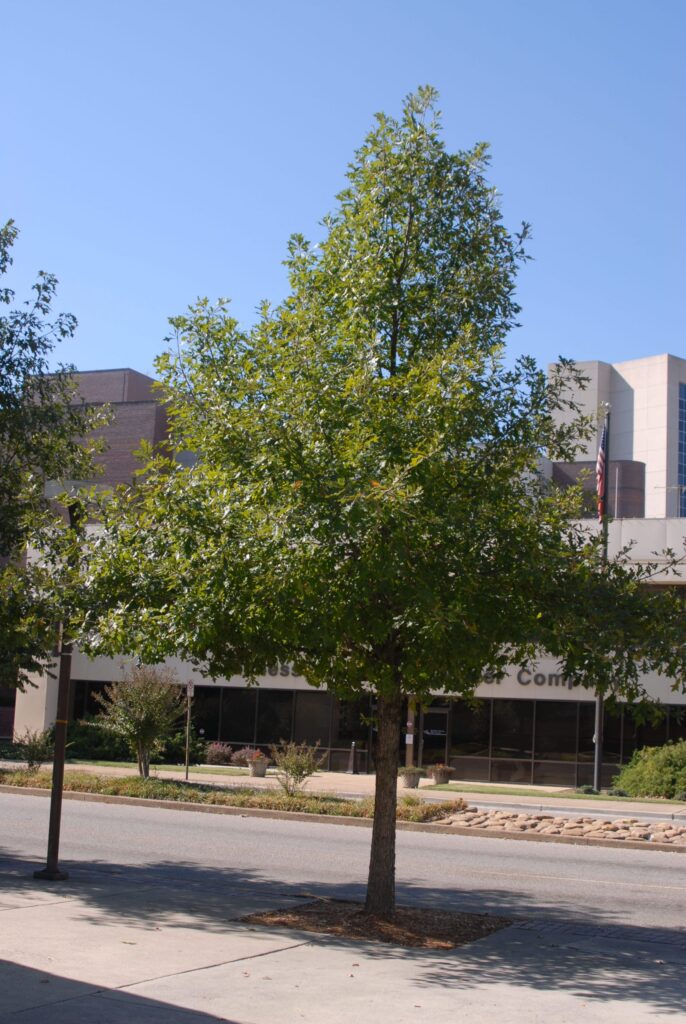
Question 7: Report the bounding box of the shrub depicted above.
[157,726,207,765]
[15,729,54,769]
[205,742,234,766]
[65,718,131,761]
[612,740,686,799]
[270,740,325,796]
[0,741,24,761]
[232,746,268,766]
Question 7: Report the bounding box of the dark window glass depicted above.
[533,761,577,786]
[0,687,15,738]
[602,705,622,763]
[491,700,533,759]
[331,697,370,748]
[219,688,257,745]
[293,691,332,745]
[534,702,578,761]
[256,690,293,744]
[71,680,89,720]
[669,705,686,742]
[450,699,490,756]
[70,680,108,720]
[578,703,595,761]
[84,682,107,718]
[490,759,532,783]
[450,756,490,781]
[192,685,221,741]
[329,747,369,772]
[421,709,449,765]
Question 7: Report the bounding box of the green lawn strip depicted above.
[430,783,681,805]
[0,769,465,823]
[66,759,247,776]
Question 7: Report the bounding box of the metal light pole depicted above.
[33,481,86,882]
[184,681,194,781]
[593,408,611,793]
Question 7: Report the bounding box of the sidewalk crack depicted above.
[108,939,312,992]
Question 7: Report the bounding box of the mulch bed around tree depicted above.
[242,899,511,949]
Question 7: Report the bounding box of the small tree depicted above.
[94,665,184,778]
[72,88,686,918]
[270,740,325,796]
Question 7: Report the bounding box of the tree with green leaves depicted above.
[93,664,185,778]
[0,221,105,688]
[71,88,686,916]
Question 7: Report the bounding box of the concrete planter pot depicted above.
[429,766,455,785]
[400,770,423,789]
[248,759,269,778]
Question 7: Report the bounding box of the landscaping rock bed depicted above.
[443,806,686,845]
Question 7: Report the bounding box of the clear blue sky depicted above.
[3,0,683,377]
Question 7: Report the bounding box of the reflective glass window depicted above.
[256,690,293,744]
[491,700,533,759]
[534,702,578,761]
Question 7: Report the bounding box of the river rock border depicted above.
[443,807,686,845]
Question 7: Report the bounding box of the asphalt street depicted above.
[2,791,686,1023]
[2,790,685,931]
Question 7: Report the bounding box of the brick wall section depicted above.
[70,369,168,487]
[90,402,169,486]
[72,369,156,404]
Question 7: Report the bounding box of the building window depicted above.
[679,383,686,516]
[256,690,293,745]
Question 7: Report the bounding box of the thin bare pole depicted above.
[593,409,611,792]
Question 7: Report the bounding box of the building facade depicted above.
[9,357,686,784]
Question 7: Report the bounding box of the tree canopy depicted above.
[70,89,686,915]
[0,221,104,688]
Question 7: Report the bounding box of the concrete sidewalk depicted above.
[1,852,685,1023]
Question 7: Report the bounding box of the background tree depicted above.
[72,89,686,917]
[93,664,185,778]
[0,221,105,687]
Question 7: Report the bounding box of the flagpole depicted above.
[593,407,610,792]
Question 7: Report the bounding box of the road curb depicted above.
[2,783,684,854]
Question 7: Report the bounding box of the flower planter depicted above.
[249,759,269,778]
[429,767,454,785]
[400,771,423,789]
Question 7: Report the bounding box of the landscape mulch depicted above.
[242,899,511,949]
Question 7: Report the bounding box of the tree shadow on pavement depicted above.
[415,922,686,1016]
[0,960,233,1023]
[1,847,685,1017]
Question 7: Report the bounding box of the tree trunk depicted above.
[138,743,149,779]
[365,693,402,917]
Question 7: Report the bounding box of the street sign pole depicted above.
[184,682,194,781]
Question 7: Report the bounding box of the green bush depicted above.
[0,741,23,761]
[15,729,54,769]
[156,726,207,765]
[270,740,325,796]
[612,740,686,799]
[65,719,131,760]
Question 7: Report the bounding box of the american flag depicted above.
[596,422,607,522]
